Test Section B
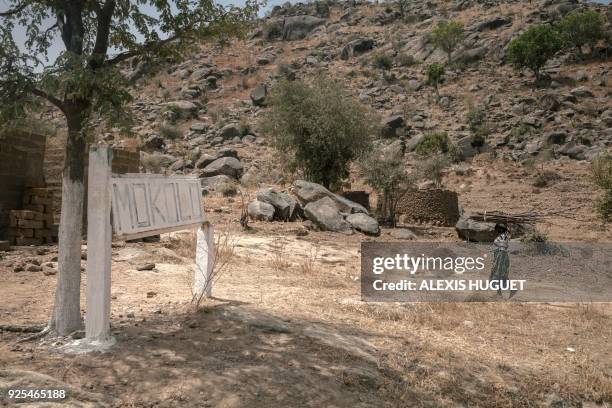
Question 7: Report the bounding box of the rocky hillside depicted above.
[43,0,612,229]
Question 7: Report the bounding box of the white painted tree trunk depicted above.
[50,167,85,335]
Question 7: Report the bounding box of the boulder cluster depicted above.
[248,180,380,236]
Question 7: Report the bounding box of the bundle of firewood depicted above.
[468,210,542,225]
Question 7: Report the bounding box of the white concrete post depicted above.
[194,222,215,299]
[85,145,113,341]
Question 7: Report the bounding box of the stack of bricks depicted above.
[8,187,54,245]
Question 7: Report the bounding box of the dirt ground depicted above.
[1,159,611,408]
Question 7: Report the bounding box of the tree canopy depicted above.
[0,0,258,131]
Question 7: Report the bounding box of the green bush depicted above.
[558,10,606,56]
[373,51,393,70]
[506,24,563,83]
[261,77,377,189]
[426,63,445,96]
[416,154,449,188]
[361,147,413,227]
[416,132,450,157]
[591,154,612,222]
[431,20,465,63]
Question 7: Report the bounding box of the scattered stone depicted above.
[219,124,242,140]
[340,38,374,60]
[42,266,57,276]
[346,213,380,236]
[293,180,368,214]
[26,264,42,272]
[256,188,301,221]
[282,15,326,41]
[570,86,594,98]
[201,157,244,179]
[247,200,276,221]
[0,241,10,251]
[250,84,268,106]
[455,215,496,242]
[136,263,156,271]
[391,228,418,240]
[303,197,352,233]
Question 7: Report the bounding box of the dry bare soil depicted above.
[1,158,611,408]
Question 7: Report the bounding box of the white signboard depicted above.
[111,174,205,239]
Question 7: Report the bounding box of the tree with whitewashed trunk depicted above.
[0,0,258,336]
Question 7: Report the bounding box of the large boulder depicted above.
[346,213,380,236]
[201,157,244,179]
[293,180,368,214]
[475,16,512,31]
[248,200,275,221]
[219,124,242,140]
[303,197,352,233]
[282,16,326,41]
[256,188,301,221]
[200,175,234,192]
[250,84,268,107]
[340,38,374,60]
[455,215,496,242]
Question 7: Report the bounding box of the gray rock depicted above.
[544,131,567,145]
[200,175,234,191]
[219,124,242,140]
[165,100,199,119]
[455,215,496,242]
[282,15,326,41]
[248,200,276,221]
[202,157,244,179]
[381,115,405,138]
[190,122,209,133]
[570,86,594,98]
[293,180,368,214]
[391,228,417,240]
[144,134,165,150]
[340,38,374,60]
[558,142,586,160]
[303,197,352,233]
[195,154,217,169]
[256,188,301,221]
[475,16,512,31]
[346,213,380,236]
[250,84,268,106]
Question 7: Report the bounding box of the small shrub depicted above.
[360,147,413,227]
[591,154,612,222]
[426,63,445,97]
[395,53,417,67]
[430,20,465,63]
[373,51,393,70]
[260,76,377,189]
[217,182,238,197]
[416,132,450,157]
[506,24,563,84]
[158,123,182,140]
[532,170,559,188]
[239,117,251,136]
[416,154,449,188]
[558,10,606,56]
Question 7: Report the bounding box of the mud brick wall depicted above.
[396,189,460,227]
[7,187,54,245]
[0,131,46,239]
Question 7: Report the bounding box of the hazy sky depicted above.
[3,0,610,66]
[3,0,289,66]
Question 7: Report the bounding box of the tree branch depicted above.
[0,2,28,17]
[105,34,179,65]
[31,88,65,113]
[89,0,115,69]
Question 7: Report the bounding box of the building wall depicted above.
[0,131,47,238]
[396,189,460,227]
